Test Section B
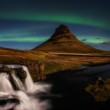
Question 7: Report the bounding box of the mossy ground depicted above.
[0,48,110,81]
[85,78,110,102]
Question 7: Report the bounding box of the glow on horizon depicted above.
[0,34,108,44]
[0,36,49,42]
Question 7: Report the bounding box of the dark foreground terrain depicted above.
[42,63,110,110]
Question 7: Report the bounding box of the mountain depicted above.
[33,24,103,53]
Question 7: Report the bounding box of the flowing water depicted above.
[0,73,14,92]
[11,71,25,91]
[0,64,110,110]
[0,65,51,110]
[45,63,110,110]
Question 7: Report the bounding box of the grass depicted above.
[0,48,110,81]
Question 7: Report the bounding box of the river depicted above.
[45,63,110,110]
[0,64,110,110]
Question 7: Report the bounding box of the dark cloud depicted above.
[81,39,87,42]
[102,41,110,45]
[86,42,110,51]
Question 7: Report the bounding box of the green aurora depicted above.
[0,11,109,30]
[0,0,110,50]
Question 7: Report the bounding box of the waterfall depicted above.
[11,71,25,91]
[22,66,35,92]
[0,65,51,110]
[13,91,32,110]
[0,73,14,92]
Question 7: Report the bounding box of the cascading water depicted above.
[23,66,35,92]
[0,73,14,92]
[11,71,25,91]
[0,65,51,110]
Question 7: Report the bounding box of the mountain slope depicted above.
[33,24,103,53]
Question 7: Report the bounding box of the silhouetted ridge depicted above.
[50,24,76,41]
[33,24,103,53]
[54,24,70,34]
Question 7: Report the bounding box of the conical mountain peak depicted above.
[55,24,70,33]
[33,25,102,53]
[51,24,76,40]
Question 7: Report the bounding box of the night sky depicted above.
[0,0,110,51]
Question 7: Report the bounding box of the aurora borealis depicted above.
[0,0,110,50]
